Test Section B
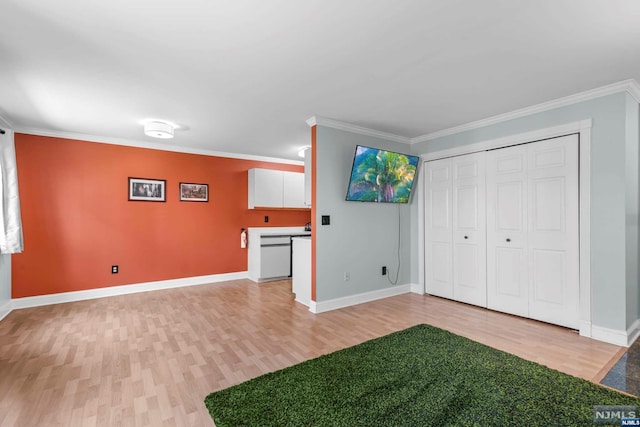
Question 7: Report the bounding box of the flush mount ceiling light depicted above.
[144,121,174,139]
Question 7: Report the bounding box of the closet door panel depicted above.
[452,152,486,307]
[486,145,529,317]
[527,135,579,329]
[495,247,525,297]
[496,181,524,231]
[425,158,453,299]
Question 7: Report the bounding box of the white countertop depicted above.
[248,226,309,236]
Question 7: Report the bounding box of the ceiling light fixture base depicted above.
[144,121,174,139]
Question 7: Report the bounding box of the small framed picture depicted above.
[180,182,209,202]
[128,177,166,202]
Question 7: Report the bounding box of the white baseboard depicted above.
[309,284,411,314]
[589,320,640,347]
[579,320,592,339]
[626,319,640,347]
[10,271,248,310]
[0,300,11,321]
[308,300,317,312]
[410,282,424,294]
[591,324,631,347]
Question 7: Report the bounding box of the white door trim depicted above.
[417,119,592,338]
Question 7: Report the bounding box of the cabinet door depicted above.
[424,158,453,299]
[452,152,487,307]
[283,171,306,208]
[292,238,311,306]
[249,169,283,208]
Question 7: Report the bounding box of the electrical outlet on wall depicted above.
[112,265,119,274]
[382,266,387,276]
[344,272,350,281]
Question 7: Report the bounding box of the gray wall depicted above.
[628,97,640,327]
[0,254,10,311]
[0,126,14,314]
[410,92,639,332]
[314,126,413,301]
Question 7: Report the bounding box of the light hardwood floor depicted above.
[0,279,623,426]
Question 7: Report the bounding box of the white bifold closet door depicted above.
[452,152,487,307]
[424,158,454,299]
[485,144,529,317]
[486,134,579,329]
[425,133,579,329]
[425,152,487,307]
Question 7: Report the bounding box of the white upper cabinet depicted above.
[248,169,283,208]
[283,171,306,208]
[248,168,308,209]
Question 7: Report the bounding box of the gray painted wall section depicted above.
[638,103,640,321]
[0,254,10,309]
[411,92,635,331]
[627,96,640,327]
[314,126,413,301]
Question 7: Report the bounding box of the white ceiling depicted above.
[1,0,639,161]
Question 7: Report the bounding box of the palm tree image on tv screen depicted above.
[346,146,419,203]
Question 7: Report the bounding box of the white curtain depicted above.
[0,129,23,254]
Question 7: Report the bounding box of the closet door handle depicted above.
[506,238,511,242]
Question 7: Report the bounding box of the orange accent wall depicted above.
[12,134,311,298]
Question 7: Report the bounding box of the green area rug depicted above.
[204,324,640,426]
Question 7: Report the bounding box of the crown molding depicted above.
[412,79,640,144]
[628,79,640,103]
[0,111,13,130]
[13,127,303,165]
[306,115,411,144]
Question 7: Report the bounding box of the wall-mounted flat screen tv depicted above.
[345,145,420,203]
